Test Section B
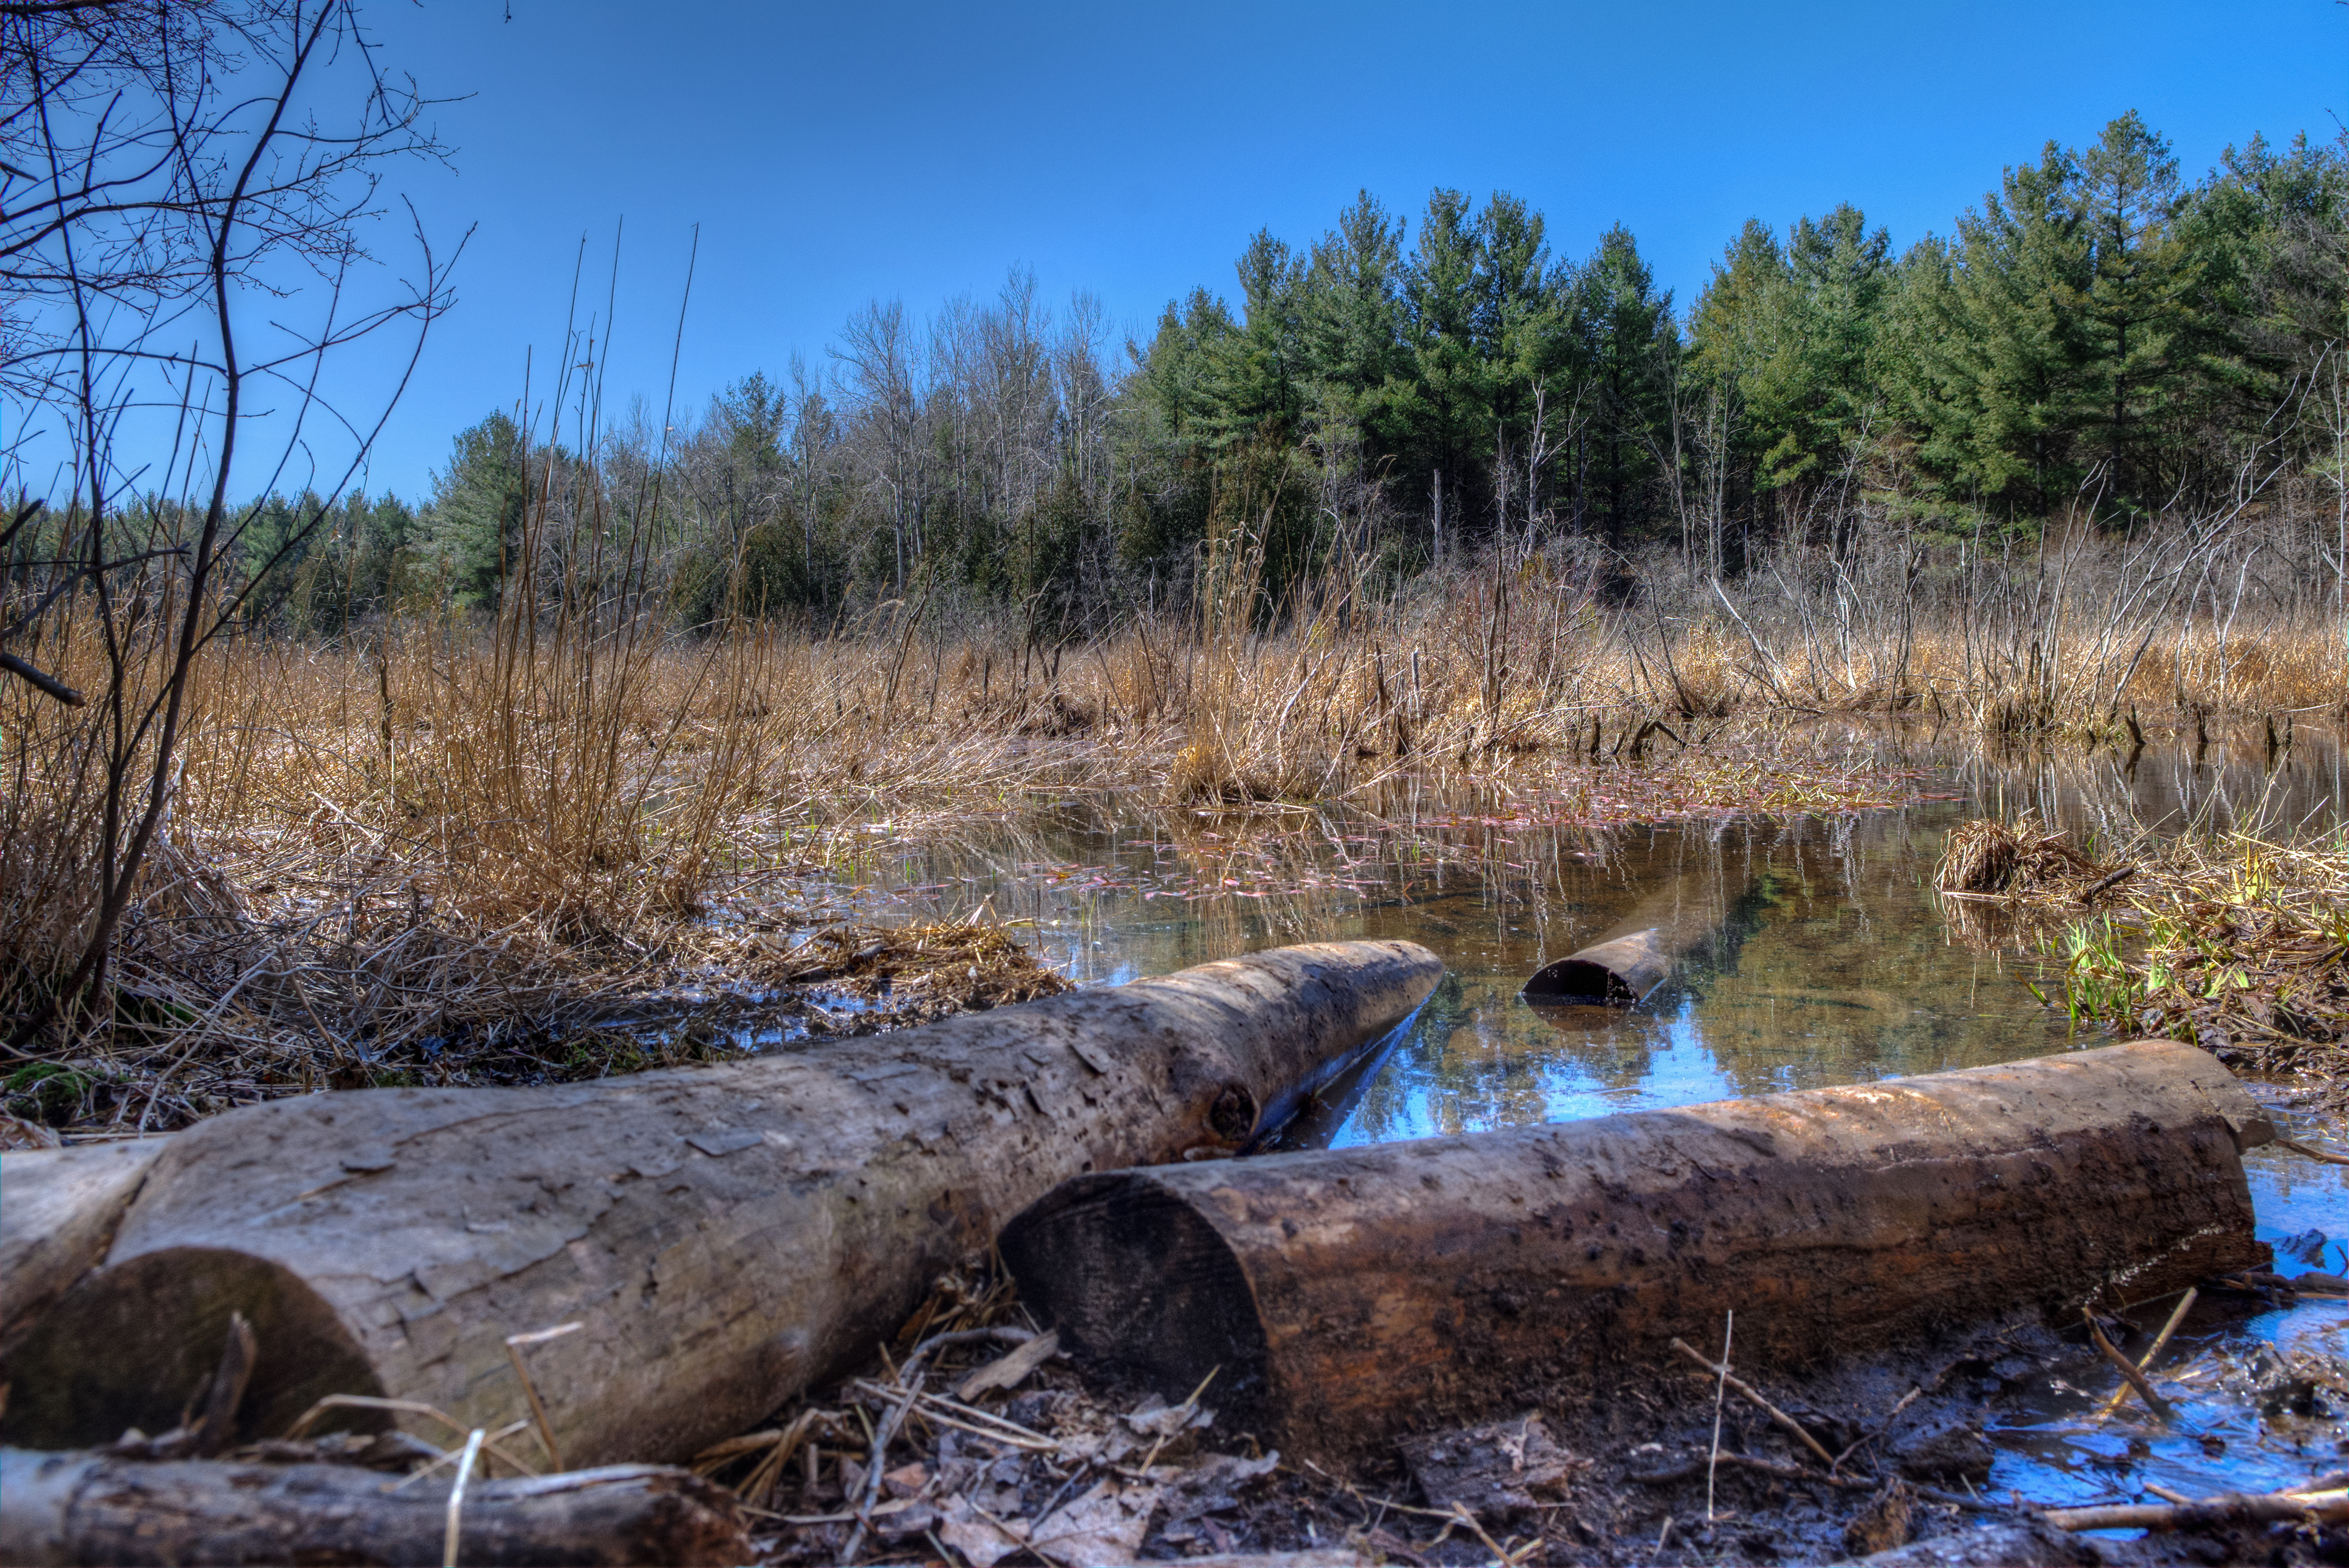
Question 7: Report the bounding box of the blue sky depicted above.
[329,0,2349,499]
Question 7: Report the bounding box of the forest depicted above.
[213,111,2349,640]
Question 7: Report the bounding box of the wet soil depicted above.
[746,1276,2344,1566]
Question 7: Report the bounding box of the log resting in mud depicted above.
[1002,1039,2274,1462]
[0,941,1440,1466]
[1521,869,1750,1004]
[0,1447,750,1566]
[0,1140,170,1362]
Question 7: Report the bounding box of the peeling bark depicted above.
[1005,1040,2274,1462]
[0,941,1439,1465]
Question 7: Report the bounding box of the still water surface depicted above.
[839,727,2348,1512]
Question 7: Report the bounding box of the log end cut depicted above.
[1000,1172,1269,1411]
[0,1246,381,1449]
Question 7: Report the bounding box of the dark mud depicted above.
[751,1287,2346,1566]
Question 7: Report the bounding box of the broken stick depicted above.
[2041,1486,2346,1532]
[2082,1309,2173,1420]
[1670,1337,1836,1468]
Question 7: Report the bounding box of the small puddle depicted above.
[831,725,2349,1509]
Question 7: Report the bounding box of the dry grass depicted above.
[1935,817,2113,898]
[1934,812,2349,1115]
[9,525,2347,1133]
[2036,832,2349,1115]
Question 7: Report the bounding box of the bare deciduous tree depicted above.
[2,0,457,1046]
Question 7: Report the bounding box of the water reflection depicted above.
[840,724,2348,1506]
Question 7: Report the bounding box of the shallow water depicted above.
[840,724,2349,1510]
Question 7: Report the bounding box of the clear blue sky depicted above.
[335,0,2349,500]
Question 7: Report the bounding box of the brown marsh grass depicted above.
[8,523,2348,1133]
[1935,811,2349,1117]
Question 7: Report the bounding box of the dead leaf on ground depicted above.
[1398,1412,1585,1525]
[1122,1389,1213,1438]
[936,1496,1028,1568]
[957,1328,1059,1400]
[1027,1477,1160,1566]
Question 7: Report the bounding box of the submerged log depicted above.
[0,941,1440,1466]
[1003,1040,2273,1461]
[1520,868,1762,1004]
[0,1447,750,1566]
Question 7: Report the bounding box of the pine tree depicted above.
[428,411,531,609]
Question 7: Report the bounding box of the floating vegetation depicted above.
[704,913,1070,1021]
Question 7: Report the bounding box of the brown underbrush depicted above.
[9,533,2348,1134]
[1940,817,2349,1116]
[1934,816,2124,902]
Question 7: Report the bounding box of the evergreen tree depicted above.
[2072,112,2203,507]
[428,411,531,609]
[1573,224,1677,539]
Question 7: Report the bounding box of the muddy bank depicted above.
[733,1256,2346,1567]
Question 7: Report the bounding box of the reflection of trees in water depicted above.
[833,731,2346,1139]
[1342,977,1675,1142]
[1337,803,2092,1136]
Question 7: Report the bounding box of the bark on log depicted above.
[0,941,1438,1466]
[1521,869,1760,1004]
[0,1446,749,1566]
[1003,1040,2273,1462]
[0,1140,171,1361]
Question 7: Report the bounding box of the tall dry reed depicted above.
[8,512,2347,1132]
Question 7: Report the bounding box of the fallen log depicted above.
[2039,1486,2347,1532]
[1521,868,1763,1004]
[0,1138,171,1361]
[0,941,1438,1467]
[1003,1039,2272,1461]
[0,1446,750,1566]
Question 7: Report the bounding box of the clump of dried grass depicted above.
[1936,817,2112,898]
[2047,834,2349,1114]
[709,914,1069,1019]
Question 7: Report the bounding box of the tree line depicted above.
[226,111,2349,635]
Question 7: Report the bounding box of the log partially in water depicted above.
[0,941,1439,1467]
[0,1447,750,1566]
[1003,1040,2274,1462]
[1521,868,1763,1004]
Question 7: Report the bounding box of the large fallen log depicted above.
[1003,1039,2273,1461]
[0,1447,750,1566]
[0,941,1440,1466]
[0,1139,170,1362]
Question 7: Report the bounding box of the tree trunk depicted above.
[0,1447,749,1566]
[0,942,1438,1467]
[1003,1039,2273,1463]
[0,1140,171,1362]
